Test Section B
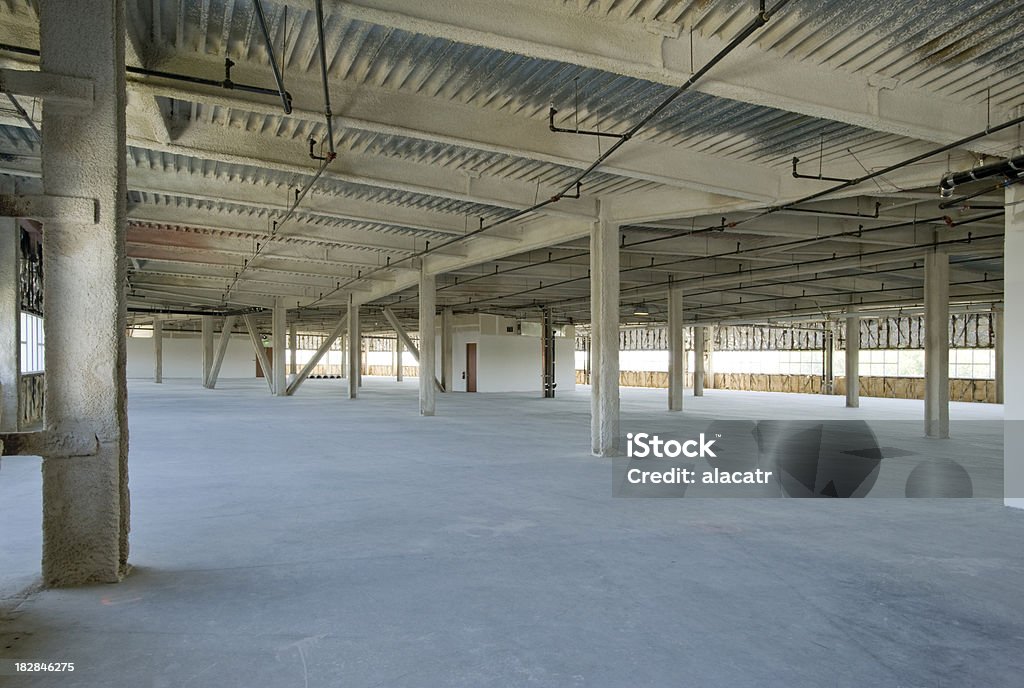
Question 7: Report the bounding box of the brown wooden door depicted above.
[257,348,271,377]
[466,343,477,392]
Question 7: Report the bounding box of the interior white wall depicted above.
[127,335,255,379]
[428,325,575,394]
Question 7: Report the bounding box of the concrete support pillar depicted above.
[288,324,297,376]
[822,323,835,395]
[1003,184,1024,508]
[667,287,683,411]
[0,218,19,431]
[419,269,437,416]
[152,318,163,384]
[358,336,364,387]
[340,335,347,378]
[845,311,860,408]
[693,326,705,397]
[705,326,715,389]
[924,248,950,439]
[38,0,129,585]
[287,313,346,396]
[584,335,591,385]
[271,300,287,396]
[441,307,453,393]
[993,307,1004,405]
[205,315,237,390]
[590,205,619,456]
[541,307,555,398]
[348,297,359,399]
[201,316,214,388]
[395,336,403,382]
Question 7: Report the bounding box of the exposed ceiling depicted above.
[0,0,1018,334]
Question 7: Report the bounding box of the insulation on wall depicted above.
[575,313,996,352]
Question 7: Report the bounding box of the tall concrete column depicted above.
[348,297,359,399]
[0,218,19,431]
[201,315,214,388]
[271,299,287,396]
[38,0,129,585]
[705,326,715,389]
[822,323,835,395]
[693,326,705,397]
[358,336,364,387]
[419,268,436,416]
[395,336,403,382]
[667,286,683,411]
[288,324,297,375]
[924,248,950,438]
[441,307,453,393]
[541,307,555,398]
[590,205,619,456]
[1004,184,1024,508]
[993,307,1004,405]
[845,310,860,408]
[153,318,163,384]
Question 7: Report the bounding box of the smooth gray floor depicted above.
[1,378,1021,687]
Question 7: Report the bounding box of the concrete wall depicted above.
[127,335,255,379]
[468,334,575,393]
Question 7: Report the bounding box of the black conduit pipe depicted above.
[939,153,1024,198]
[313,0,336,157]
[251,0,294,114]
[0,43,292,108]
[129,306,266,317]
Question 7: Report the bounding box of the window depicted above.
[949,348,994,379]
[20,312,44,373]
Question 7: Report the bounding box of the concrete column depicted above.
[845,311,860,408]
[924,248,950,438]
[395,336,403,382]
[348,297,359,399]
[358,336,364,387]
[271,299,286,396]
[993,307,1004,405]
[153,319,163,384]
[693,326,705,397]
[667,286,683,411]
[590,205,619,456]
[1004,184,1024,508]
[0,218,19,431]
[705,326,715,389]
[541,307,555,398]
[822,323,835,395]
[288,324,297,375]
[206,315,237,389]
[38,0,129,585]
[584,335,591,385]
[201,315,214,388]
[419,269,436,416]
[340,335,347,378]
[441,307,453,392]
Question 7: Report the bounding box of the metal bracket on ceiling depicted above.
[791,156,853,183]
[548,105,628,140]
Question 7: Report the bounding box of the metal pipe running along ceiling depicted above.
[939,153,1024,198]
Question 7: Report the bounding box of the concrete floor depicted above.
[1,378,1022,687]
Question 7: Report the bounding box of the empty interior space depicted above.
[1,0,1023,685]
